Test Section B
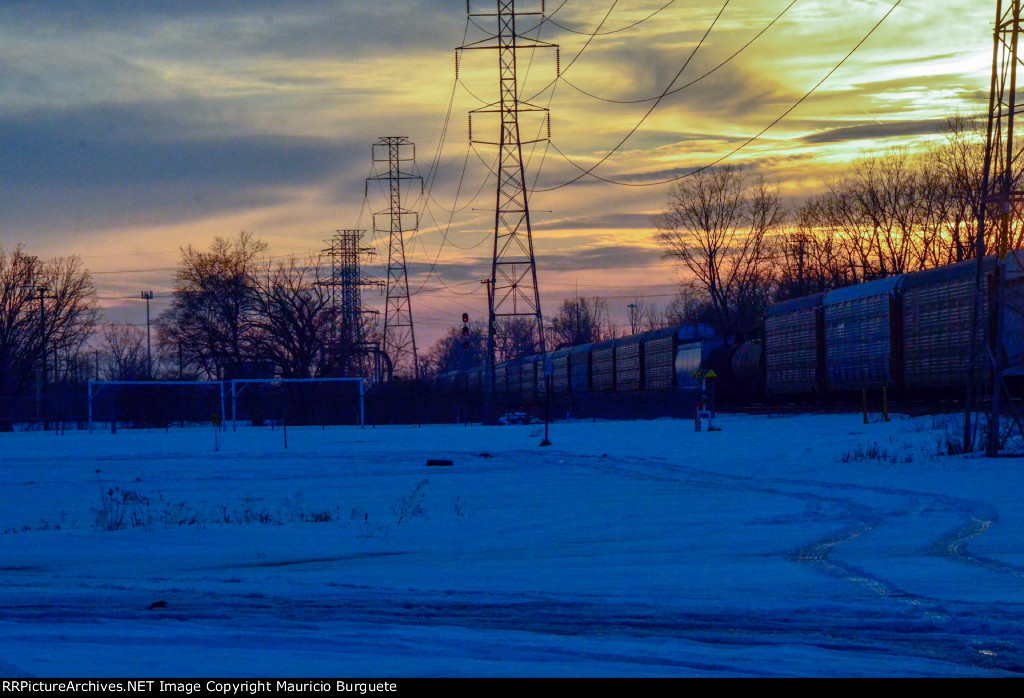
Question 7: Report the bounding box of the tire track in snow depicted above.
[932,516,1024,580]
[568,453,1023,606]
[786,522,927,606]
[570,455,921,603]
[646,458,1024,583]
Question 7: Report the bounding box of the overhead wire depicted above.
[559,0,797,105]
[538,0,904,190]
[544,0,676,36]
[523,0,621,103]
[532,0,732,192]
[406,2,593,300]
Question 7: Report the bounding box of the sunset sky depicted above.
[0,0,993,347]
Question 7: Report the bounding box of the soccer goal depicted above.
[228,378,365,430]
[87,380,228,433]
[87,378,367,432]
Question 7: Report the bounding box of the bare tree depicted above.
[158,231,267,380]
[0,246,98,428]
[664,286,716,327]
[654,165,782,336]
[100,324,148,381]
[936,115,988,261]
[252,255,334,379]
[547,297,611,348]
[493,317,538,363]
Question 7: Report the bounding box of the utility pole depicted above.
[967,0,1024,455]
[459,1,558,412]
[141,291,154,379]
[23,284,54,429]
[628,303,640,335]
[367,137,422,380]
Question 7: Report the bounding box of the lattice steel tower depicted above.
[459,1,558,389]
[970,0,1024,454]
[324,229,382,375]
[367,137,421,380]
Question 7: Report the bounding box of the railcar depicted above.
[590,339,617,393]
[641,326,678,391]
[763,252,1024,398]
[822,275,905,392]
[901,258,990,390]
[764,293,825,396]
[614,333,642,392]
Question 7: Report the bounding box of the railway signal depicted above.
[462,313,470,349]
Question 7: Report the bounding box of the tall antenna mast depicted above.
[367,137,422,380]
[459,0,558,396]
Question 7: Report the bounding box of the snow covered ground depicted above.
[1,413,1023,677]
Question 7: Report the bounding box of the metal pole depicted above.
[39,286,46,431]
[989,1,1021,454]
[142,291,153,379]
[541,371,551,446]
[87,380,93,434]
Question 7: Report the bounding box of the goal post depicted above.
[87,380,227,433]
[228,378,366,431]
[87,378,368,433]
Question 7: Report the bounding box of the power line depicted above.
[538,0,904,190]
[559,0,796,105]
[522,0,621,103]
[532,0,731,192]
[544,0,676,36]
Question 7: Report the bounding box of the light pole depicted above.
[141,291,154,379]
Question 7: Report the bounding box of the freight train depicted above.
[765,253,1024,398]
[436,253,1024,417]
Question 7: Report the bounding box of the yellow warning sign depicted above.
[691,369,718,380]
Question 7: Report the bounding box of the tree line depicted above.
[653,116,1002,339]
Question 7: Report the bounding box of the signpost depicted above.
[692,369,719,432]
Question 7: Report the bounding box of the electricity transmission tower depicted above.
[969,0,1024,455]
[367,137,421,380]
[459,0,558,393]
[323,230,382,377]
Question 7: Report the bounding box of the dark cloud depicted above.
[0,1,464,58]
[0,101,364,230]
[800,118,951,145]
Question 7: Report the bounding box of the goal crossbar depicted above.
[88,380,227,433]
[228,378,366,430]
[87,378,368,432]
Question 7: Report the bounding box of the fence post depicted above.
[360,379,366,429]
